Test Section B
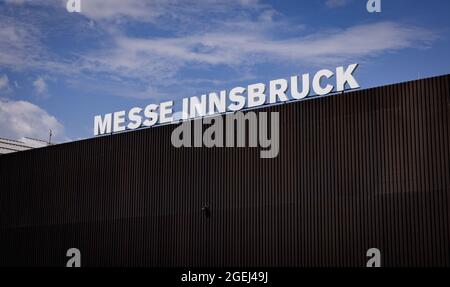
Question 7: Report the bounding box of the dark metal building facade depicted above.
[0,75,449,267]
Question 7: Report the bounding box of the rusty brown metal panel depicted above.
[0,75,449,267]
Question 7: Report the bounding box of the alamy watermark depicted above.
[66,0,81,13]
[366,248,381,267]
[66,248,81,267]
[367,0,381,13]
[63,245,379,266]
[171,111,280,159]
[67,1,381,14]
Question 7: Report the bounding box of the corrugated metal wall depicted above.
[0,75,449,267]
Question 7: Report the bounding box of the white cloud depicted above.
[3,0,59,6]
[78,0,162,22]
[1,0,261,23]
[0,99,65,142]
[33,76,48,96]
[73,0,261,22]
[3,0,28,4]
[0,0,439,101]
[0,74,12,93]
[81,22,436,81]
[0,16,72,75]
[0,17,44,69]
[325,0,353,8]
[0,1,265,76]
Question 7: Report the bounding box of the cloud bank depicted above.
[0,99,65,142]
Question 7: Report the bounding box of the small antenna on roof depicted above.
[48,129,52,145]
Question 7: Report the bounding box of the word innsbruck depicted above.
[93,64,360,136]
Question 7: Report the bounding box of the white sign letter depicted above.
[190,95,207,118]
[228,87,246,112]
[336,63,360,91]
[94,113,112,136]
[269,79,288,103]
[208,91,227,115]
[127,107,142,130]
[247,83,266,108]
[113,111,126,132]
[143,104,159,127]
[313,69,334,96]
[159,101,174,123]
[291,74,310,100]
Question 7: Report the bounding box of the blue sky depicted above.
[0,0,449,142]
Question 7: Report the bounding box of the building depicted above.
[0,137,48,155]
[0,74,449,267]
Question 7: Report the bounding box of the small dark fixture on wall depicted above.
[201,206,210,218]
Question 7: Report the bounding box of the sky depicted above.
[0,0,449,143]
